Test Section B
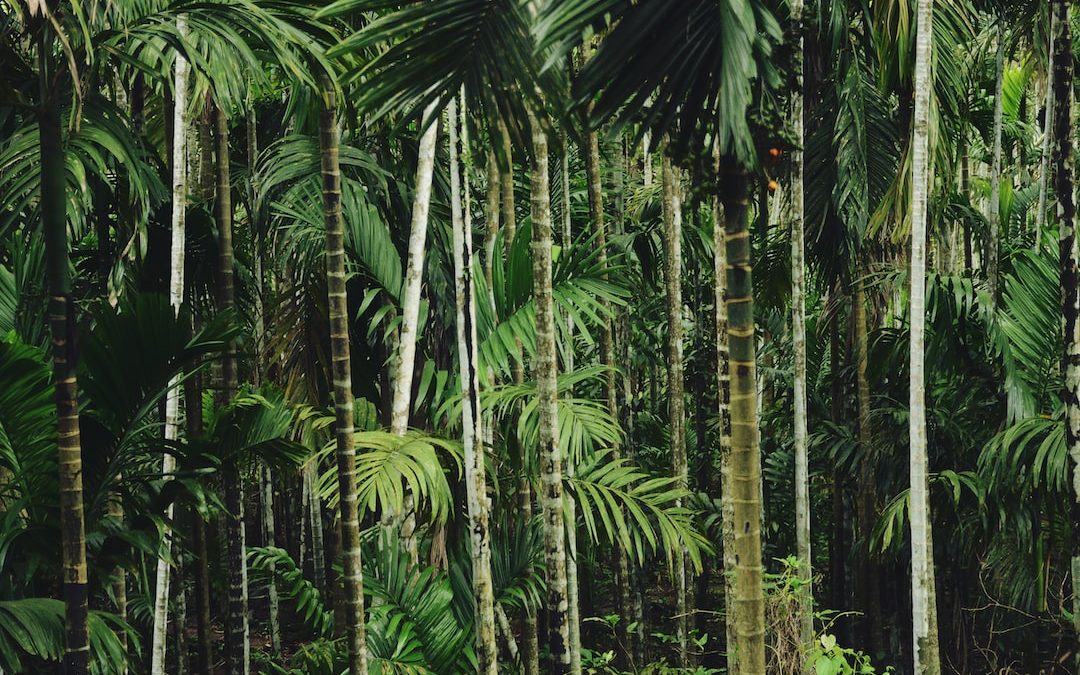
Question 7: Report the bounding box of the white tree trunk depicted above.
[448,93,499,675]
[389,104,439,557]
[909,0,942,671]
[987,23,1005,303]
[1035,14,1056,239]
[789,0,813,652]
[151,21,188,674]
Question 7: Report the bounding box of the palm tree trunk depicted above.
[909,0,942,670]
[389,104,439,559]
[712,186,736,666]
[485,148,500,295]
[305,464,326,594]
[214,101,251,675]
[987,23,1005,304]
[448,93,499,675]
[1035,16,1055,238]
[854,272,883,658]
[719,161,765,674]
[39,38,90,675]
[187,372,214,675]
[661,152,689,666]
[530,112,572,673]
[789,0,812,652]
[1050,0,1080,659]
[319,76,369,675]
[151,24,189,673]
[563,134,584,675]
[503,122,541,675]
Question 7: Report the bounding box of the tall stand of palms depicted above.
[720,160,765,674]
[37,28,89,675]
[789,0,812,650]
[214,101,250,675]
[1049,0,1079,657]
[661,152,689,665]
[151,23,189,674]
[987,21,1005,303]
[530,112,572,673]
[389,103,439,557]
[448,92,499,675]
[318,76,369,675]
[909,0,942,671]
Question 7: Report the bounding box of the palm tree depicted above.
[789,0,812,650]
[661,151,689,665]
[720,162,766,674]
[37,27,90,675]
[318,76,369,675]
[214,99,251,675]
[388,102,438,555]
[908,0,942,671]
[530,111,572,673]
[151,19,189,673]
[987,21,1005,304]
[448,91,499,675]
[1050,0,1078,655]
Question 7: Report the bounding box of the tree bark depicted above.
[151,24,188,673]
[389,104,439,559]
[530,112,572,673]
[318,77,369,675]
[448,93,499,675]
[719,162,765,675]
[790,0,813,652]
[661,152,689,666]
[1050,0,1080,663]
[39,36,90,675]
[563,134,584,675]
[987,23,1005,304]
[213,101,251,675]
[1035,16,1056,239]
[503,122,541,675]
[854,271,883,659]
[909,0,943,669]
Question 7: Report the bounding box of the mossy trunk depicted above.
[719,163,765,674]
[661,152,689,666]
[530,113,571,673]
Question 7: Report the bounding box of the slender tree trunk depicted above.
[661,152,689,665]
[39,39,89,675]
[485,148,500,297]
[719,161,766,674]
[305,464,326,594]
[503,122,541,675]
[909,0,942,670]
[389,104,439,559]
[563,134,584,675]
[213,101,251,675]
[318,77,369,675]
[448,93,499,675]
[854,271,883,659]
[987,23,1005,304]
[188,370,214,675]
[151,24,188,673]
[789,0,813,653]
[828,300,848,646]
[1036,16,1056,239]
[1050,0,1080,663]
[530,112,572,673]
[712,185,737,668]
